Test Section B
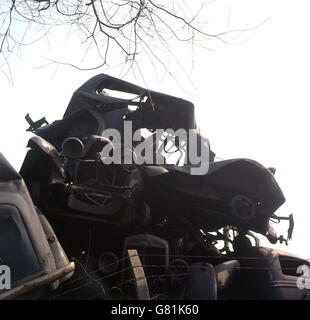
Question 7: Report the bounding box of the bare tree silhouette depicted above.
[0,1,265,82]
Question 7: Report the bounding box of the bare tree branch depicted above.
[0,0,268,82]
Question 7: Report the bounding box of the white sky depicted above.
[1,0,309,259]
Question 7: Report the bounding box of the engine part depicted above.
[97,252,119,275]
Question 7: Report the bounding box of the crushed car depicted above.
[0,74,309,300]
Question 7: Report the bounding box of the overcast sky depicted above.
[1,0,309,259]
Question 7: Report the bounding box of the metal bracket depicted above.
[127,249,150,300]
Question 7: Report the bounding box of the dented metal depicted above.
[0,74,309,299]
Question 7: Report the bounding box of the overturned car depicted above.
[0,74,309,300]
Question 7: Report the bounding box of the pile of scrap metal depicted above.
[0,74,309,300]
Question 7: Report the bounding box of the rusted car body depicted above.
[0,74,309,299]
